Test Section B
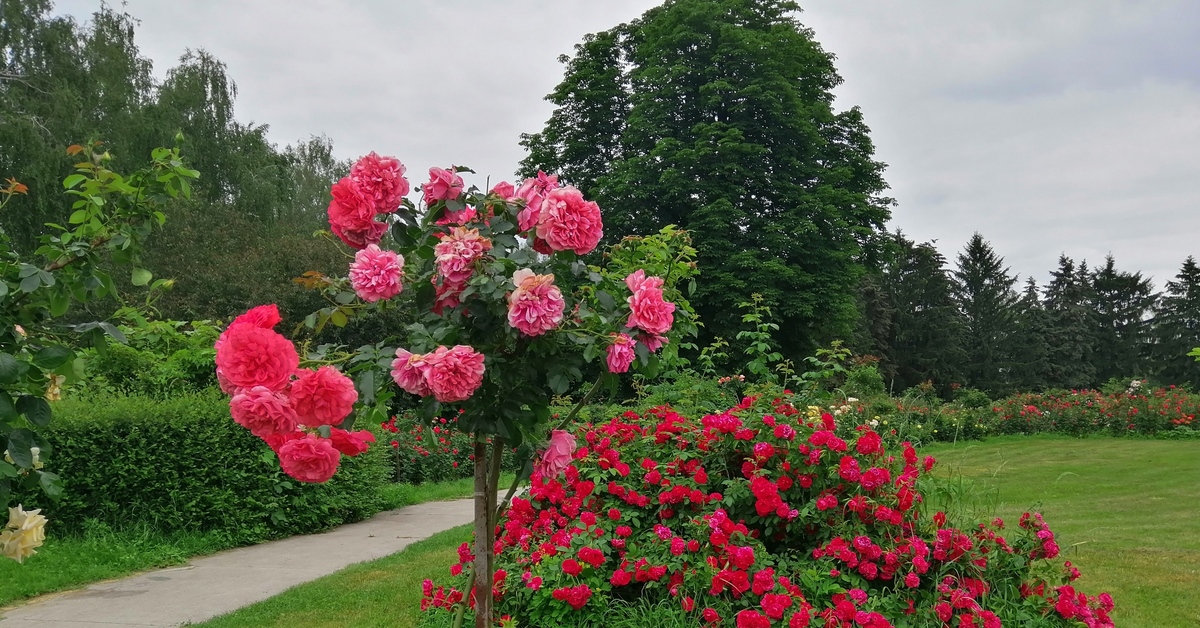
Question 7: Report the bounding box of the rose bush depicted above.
[220,152,698,626]
[421,393,1113,628]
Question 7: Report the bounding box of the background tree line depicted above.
[4,0,1197,395]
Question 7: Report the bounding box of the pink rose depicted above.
[515,171,559,232]
[507,269,565,337]
[432,279,464,316]
[435,206,478,226]
[289,366,358,427]
[423,167,464,205]
[638,332,668,353]
[349,244,404,302]
[328,177,389,250]
[536,429,576,479]
[606,333,636,373]
[391,348,433,397]
[277,434,341,483]
[625,270,675,336]
[262,430,303,452]
[229,386,298,437]
[490,181,516,200]
[217,369,240,395]
[350,152,409,213]
[330,428,376,457]
[535,186,603,255]
[331,216,388,251]
[214,324,298,392]
[424,345,485,403]
[434,227,491,285]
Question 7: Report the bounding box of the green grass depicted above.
[0,478,483,609]
[922,435,1200,628]
[195,524,472,628]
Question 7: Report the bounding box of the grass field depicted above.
[0,476,486,609]
[197,436,1199,628]
[923,435,1200,628]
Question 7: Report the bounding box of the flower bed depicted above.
[421,395,1112,627]
[989,386,1199,436]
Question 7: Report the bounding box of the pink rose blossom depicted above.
[349,152,409,213]
[515,171,559,232]
[424,345,486,403]
[391,349,434,397]
[490,181,517,200]
[537,429,576,479]
[229,386,298,438]
[329,428,376,457]
[625,270,675,335]
[423,167,464,205]
[432,279,465,315]
[328,177,388,249]
[349,244,404,302]
[435,206,478,226]
[534,186,603,255]
[434,227,491,284]
[638,333,668,353]
[606,333,636,373]
[214,324,298,392]
[507,269,565,336]
[215,304,282,354]
[277,434,341,483]
[289,366,359,427]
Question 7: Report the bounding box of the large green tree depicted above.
[1009,277,1052,391]
[520,0,892,359]
[1090,254,1156,383]
[1149,256,1200,388]
[880,233,964,394]
[1043,255,1097,389]
[951,233,1018,395]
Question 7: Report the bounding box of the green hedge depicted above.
[16,391,390,543]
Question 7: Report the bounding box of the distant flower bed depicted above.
[989,384,1198,437]
[420,395,1113,627]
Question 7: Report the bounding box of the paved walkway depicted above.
[0,498,475,627]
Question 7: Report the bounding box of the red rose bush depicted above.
[421,394,1113,627]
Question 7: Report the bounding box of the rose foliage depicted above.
[422,394,1114,628]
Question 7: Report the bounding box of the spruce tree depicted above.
[1043,255,1098,389]
[951,233,1018,395]
[882,233,965,394]
[1090,255,1156,383]
[519,0,893,359]
[1010,277,1052,391]
[1150,256,1200,388]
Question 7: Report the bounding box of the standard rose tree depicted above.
[216,154,697,627]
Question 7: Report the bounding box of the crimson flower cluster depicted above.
[422,395,1112,627]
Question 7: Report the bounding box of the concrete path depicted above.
[0,498,476,627]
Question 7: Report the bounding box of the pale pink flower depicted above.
[349,244,404,302]
[423,167,464,205]
[289,366,359,427]
[424,345,486,403]
[606,333,636,374]
[515,171,559,232]
[434,227,491,284]
[350,152,409,213]
[535,186,603,255]
[507,269,565,337]
[391,348,433,397]
[536,429,576,479]
[229,386,298,438]
[625,270,675,336]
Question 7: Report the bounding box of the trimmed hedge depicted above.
[17,391,390,543]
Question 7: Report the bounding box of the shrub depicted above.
[421,395,1112,627]
[843,365,885,398]
[13,392,390,543]
[988,386,1199,436]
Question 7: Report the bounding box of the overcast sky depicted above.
[54,0,1200,288]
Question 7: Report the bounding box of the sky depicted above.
[53,0,1200,288]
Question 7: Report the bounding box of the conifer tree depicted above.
[1043,255,1097,389]
[1150,256,1200,388]
[1090,255,1156,383]
[951,233,1018,395]
[1010,277,1053,391]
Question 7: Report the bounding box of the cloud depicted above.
[54,0,1200,288]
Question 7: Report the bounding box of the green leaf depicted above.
[330,309,348,327]
[38,470,63,499]
[131,267,152,286]
[33,345,74,369]
[69,209,89,224]
[0,392,17,422]
[0,354,19,385]
[0,461,17,478]
[49,288,69,316]
[62,174,86,189]
[17,396,51,428]
[4,428,34,467]
[19,273,40,293]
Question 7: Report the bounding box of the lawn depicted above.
[922,435,1200,628]
[0,477,486,609]
[197,436,1199,628]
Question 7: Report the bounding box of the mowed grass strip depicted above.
[922,435,1200,628]
[194,525,470,628]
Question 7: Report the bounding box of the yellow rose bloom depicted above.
[0,505,48,564]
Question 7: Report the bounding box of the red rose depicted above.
[277,434,340,483]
